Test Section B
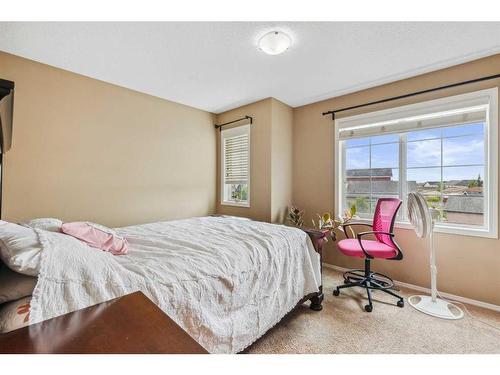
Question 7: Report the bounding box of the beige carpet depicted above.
[247,268,500,354]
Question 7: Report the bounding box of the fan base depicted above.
[408,295,464,320]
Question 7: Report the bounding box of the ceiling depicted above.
[1,22,500,113]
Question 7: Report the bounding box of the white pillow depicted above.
[0,266,37,304]
[0,221,42,276]
[20,218,63,232]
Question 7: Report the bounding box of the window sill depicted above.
[432,223,497,239]
[344,217,497,239]
[221,201,250,208]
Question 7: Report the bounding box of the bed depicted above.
[1,215,324,353]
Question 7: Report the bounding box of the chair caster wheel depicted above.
[333,289,340,296]
[364,304,373,312]
[397,300,404,308]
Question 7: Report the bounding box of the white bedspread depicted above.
[30,216,321,353]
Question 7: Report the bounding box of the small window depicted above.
[221,125,250,207]
[336,88,498,238]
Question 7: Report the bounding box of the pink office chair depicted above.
[333,198,404,312]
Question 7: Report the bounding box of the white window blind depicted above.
[221,124,250,206]
[224,132,249,184]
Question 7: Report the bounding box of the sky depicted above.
[345,122,484,183]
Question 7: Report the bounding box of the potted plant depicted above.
[287,206,305,227]
[311,205,358,241]
[287,205,358,241]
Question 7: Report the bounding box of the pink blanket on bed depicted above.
[61,222,128,255]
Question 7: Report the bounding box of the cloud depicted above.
[346,147,369,169]
[443,138,484,165]
[407,137,484,167]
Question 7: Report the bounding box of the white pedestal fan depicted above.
[407,192,464,320]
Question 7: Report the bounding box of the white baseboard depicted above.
[323,263,500,313]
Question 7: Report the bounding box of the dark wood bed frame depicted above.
[300,228,328,311]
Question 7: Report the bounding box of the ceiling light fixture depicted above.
[258,31,291,55]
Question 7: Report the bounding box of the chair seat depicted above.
[337,239,398,259]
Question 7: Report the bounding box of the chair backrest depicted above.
[372,198,402,248]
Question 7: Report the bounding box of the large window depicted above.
[221,125,250,207]
[336,88,498,238]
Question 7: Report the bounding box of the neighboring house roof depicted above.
[466,187,483,194]
[346,168,393,178]
[444,195,483,214]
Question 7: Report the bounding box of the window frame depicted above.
[220,124,251,208]
[334,87,498,239]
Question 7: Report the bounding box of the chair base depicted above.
[333,259,404,312]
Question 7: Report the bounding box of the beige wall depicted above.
[271,98,293,223]
[215,98,293,223]
[293,53,500,305]
[0,51,216,227]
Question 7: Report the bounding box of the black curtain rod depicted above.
[215,115,253,131]
[322,73,500,120]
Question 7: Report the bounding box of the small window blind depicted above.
[223,126,250,185]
